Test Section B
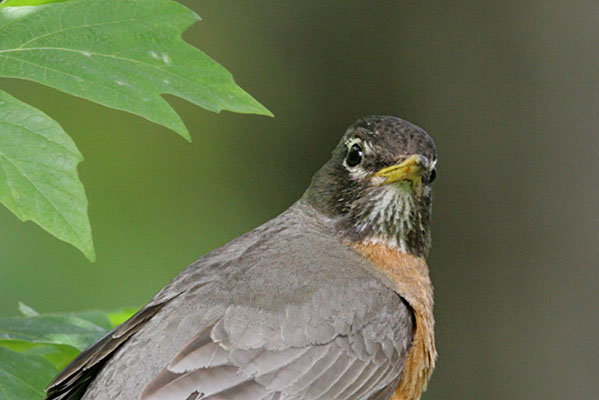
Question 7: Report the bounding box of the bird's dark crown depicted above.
[304,115,437,257]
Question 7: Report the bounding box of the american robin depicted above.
[46,115,437,400]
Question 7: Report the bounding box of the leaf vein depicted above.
[0,47,221,92]
[0,53,141,106]
[0,119,81,158]
[13,18,136,50]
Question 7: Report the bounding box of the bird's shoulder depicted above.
[154,200,411,349]
[162,200,400,308]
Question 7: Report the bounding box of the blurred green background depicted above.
[1,1,597,399]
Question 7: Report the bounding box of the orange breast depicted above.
[350,241,436,400]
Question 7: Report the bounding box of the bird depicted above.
[45,115,438,400]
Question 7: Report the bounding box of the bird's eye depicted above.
[428,168,437,184]
[346,144,363,167]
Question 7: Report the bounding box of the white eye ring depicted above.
[344,137,363,150]
[343,138,364,169]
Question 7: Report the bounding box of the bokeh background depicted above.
[1,1,597,399]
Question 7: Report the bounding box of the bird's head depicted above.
[304,115,437,257]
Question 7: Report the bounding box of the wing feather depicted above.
[140,304,413,400]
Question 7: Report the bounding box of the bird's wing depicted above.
[140,300,413,400]
[45,292,180,400]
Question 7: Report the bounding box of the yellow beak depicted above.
[373,154,425,188]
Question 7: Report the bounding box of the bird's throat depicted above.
[349,184,432,257]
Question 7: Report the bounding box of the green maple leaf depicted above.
[0,0,271,139]
[0,0,271,258]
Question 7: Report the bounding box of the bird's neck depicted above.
[343,184,433,257]
[302,170,432,257]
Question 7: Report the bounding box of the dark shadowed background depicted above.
[1,1,597,399]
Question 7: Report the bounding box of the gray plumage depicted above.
[46,116,437,400]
